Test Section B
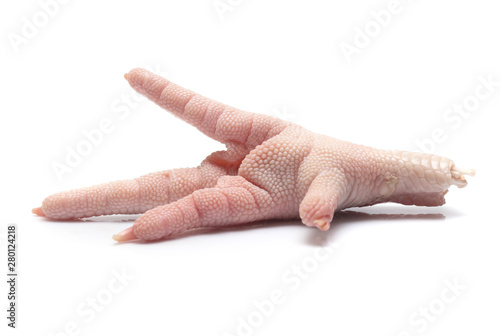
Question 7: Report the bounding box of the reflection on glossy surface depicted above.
[78,205,451,243]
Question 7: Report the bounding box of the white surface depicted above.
[1,0,499,335]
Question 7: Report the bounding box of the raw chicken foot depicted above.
[32,69,475,242]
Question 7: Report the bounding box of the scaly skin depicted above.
[32,68,475,242]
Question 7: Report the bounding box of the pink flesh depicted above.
[33,68,474,242]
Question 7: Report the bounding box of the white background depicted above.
[1,0,499,335]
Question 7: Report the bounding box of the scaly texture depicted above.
[33,68,475,242]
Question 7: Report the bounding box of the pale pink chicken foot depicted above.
[33,68,475,242]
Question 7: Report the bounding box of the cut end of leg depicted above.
[113,227,138,242]
[32,207,45,217]
[450,165,476,188]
